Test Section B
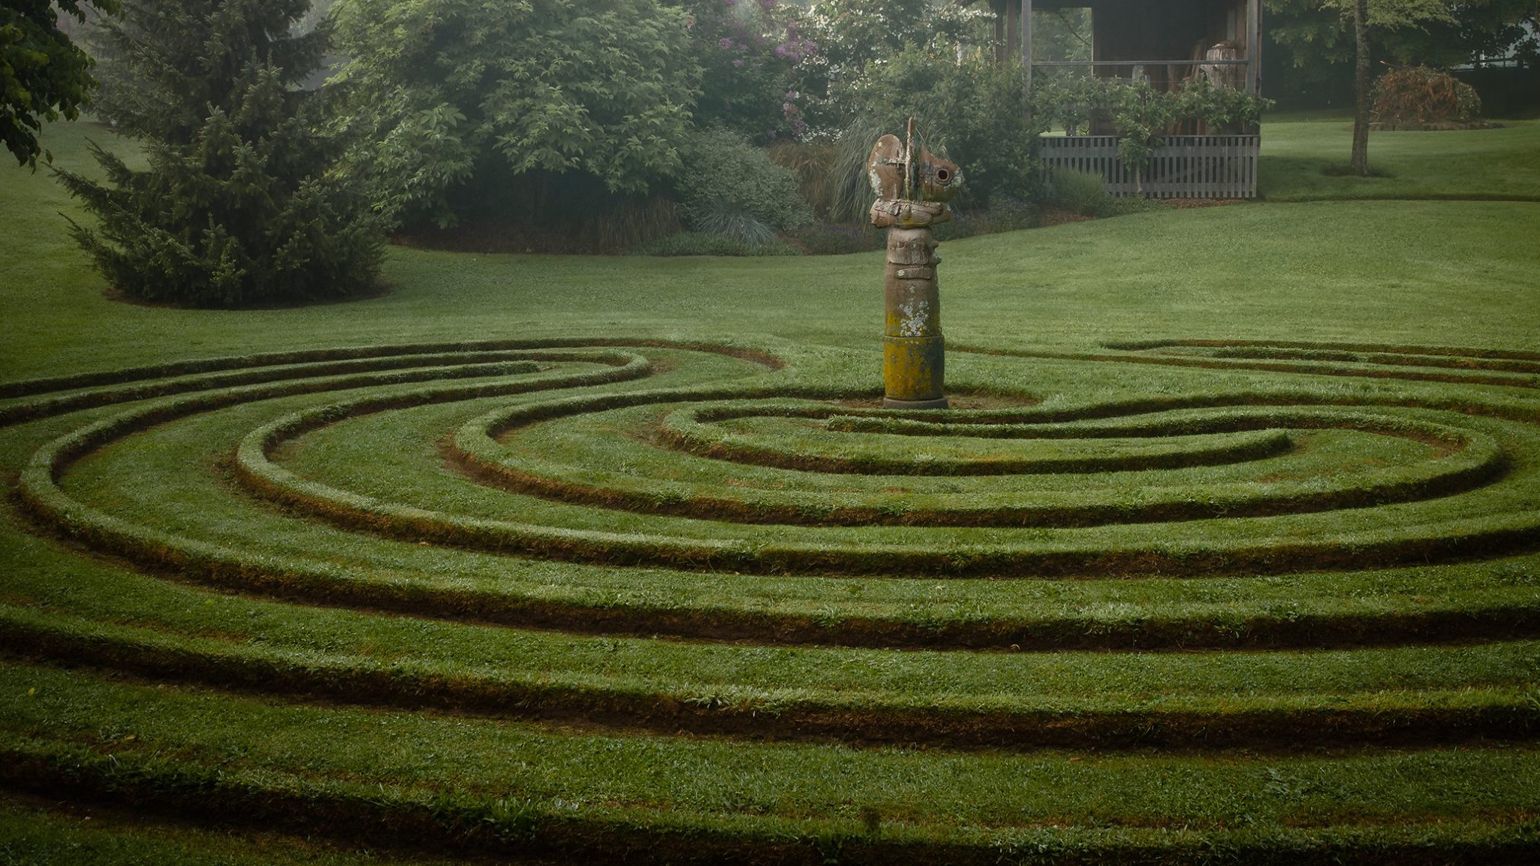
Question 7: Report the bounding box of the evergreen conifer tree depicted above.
[57,0,381,308]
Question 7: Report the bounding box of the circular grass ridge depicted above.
[232,388,1539,576]
[3,337,1540,862]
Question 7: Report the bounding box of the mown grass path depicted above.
[2,120,1538,864]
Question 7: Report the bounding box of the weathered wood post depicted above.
[867,120,961,410]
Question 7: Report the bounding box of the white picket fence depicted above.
[1041,135,1260,199]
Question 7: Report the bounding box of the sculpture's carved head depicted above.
[866,132,962,203]
[917,150,961,202]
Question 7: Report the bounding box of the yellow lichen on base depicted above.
[881,225,946,406]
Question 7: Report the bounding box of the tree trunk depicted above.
[1350,0,1372,176]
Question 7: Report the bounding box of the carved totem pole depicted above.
[868,119,961,410]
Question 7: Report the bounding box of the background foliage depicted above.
[795,0,994,129]
[0,0,118,168]
[1032,75,1271,173]
[332,0,700,230]
[1265,0,1538,108]
[669,0,811,142]
[27,0,1535,267]
[674,125,812,241]
[831,49,1040,214]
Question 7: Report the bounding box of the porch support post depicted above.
[1005,1,1020,65]
[1246,0,1262,96]
[1022,0,1034,89]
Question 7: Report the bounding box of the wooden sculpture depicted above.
[866,119,962,409]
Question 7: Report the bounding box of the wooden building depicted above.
[987,0,1264,198]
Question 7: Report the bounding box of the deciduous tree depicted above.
[331,0,699,229]
[1299,0,1458,174]
[795,0,994,129]
[0,0,118,168]
[1266,0,1535,116]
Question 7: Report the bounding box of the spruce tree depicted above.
[57,0,381,308]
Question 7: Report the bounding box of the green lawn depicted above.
[5,123,1540,377]
[0,794,464,866]
[1261,115,1540,201]
[2,119,1539,864]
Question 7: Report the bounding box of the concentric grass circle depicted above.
[223,382,1540,577]
[4,336,1540,863]
[9,337,1540,643]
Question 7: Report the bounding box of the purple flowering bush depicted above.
[677,0,811,141]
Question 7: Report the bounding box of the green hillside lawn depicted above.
[5,121,1540,376]
[2,119,1539,864]
[1261,116,1540,201]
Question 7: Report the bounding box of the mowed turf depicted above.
[2,120,1539,864]
[1261,116,1540,201]
[4,122,1540,373]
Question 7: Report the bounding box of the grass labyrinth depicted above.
[5,334,1540,863]
[3,120,1540,865]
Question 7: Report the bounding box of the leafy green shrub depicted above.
[630,231,797,257]
[1031,75,1100,136]
[332,0,698,229]
[1046,73,1271,140]
[1175,75,1271,132]
[1098,79,1176,178]
[675,0,809,141]
[675,126,813,235]
[1042,168,1112,217]
[841,50,1043,209]
[1372,66,1484,129]
[1031,75,1271,185]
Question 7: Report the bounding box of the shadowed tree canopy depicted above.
[0,0,119,168]
[1266,0,1538,102]
[331,0,700,229]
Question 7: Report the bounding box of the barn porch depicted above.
[988,0,1264,198]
